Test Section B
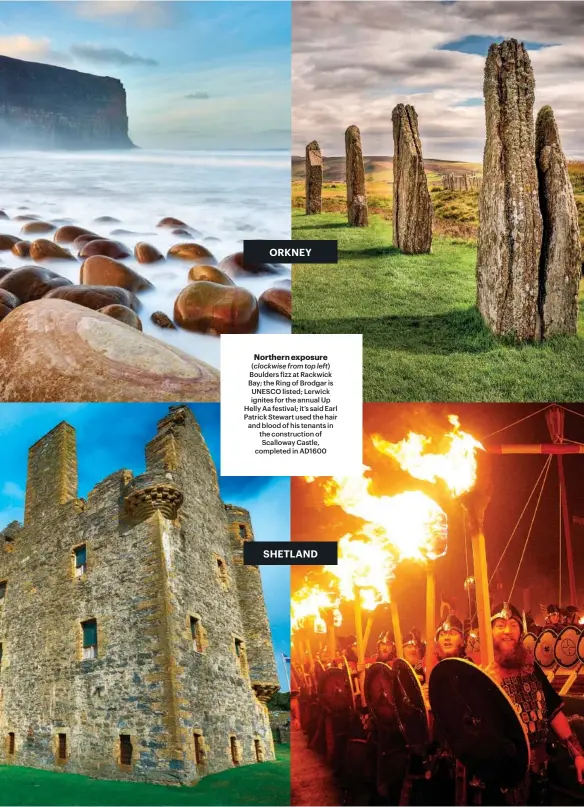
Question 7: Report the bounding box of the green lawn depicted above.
[0,745,290,806]
[292,211,584,402]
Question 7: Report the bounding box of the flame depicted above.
[291,585,339,630]
[325,533,396,610]
[372,415,484,497]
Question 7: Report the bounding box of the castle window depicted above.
[0,642,3,671]
[194,732,205,767]
[190,617,202,652]
[216,557,228,587]
[81,619,98,660]
[58,733,67,760]
[0,581,6,600]
[230,736,240,765]
[234,638,249,676]
[239,524,248,541]
[234,638,242,658]
[73,545,87,577]
[120,735,133,766]
[255,739,263,762]
[8,733,15,756]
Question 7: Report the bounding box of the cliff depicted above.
[0,55,135,149]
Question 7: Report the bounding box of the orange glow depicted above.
[325,533,396,611]
[372,414,484,497]
[291,585,339,629]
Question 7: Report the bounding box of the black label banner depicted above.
[244,541,338,566]
[243,239,338,264]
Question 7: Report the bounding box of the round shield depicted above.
[521,632,537,656]
[318,666,353,714]
[364,662,398,725]
[392,657,430,752]
[535,628,557,669]
[429,658,529,789]
[578,630,584,664]
[554,626,581,669]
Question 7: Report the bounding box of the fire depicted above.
[372,415,484,497]
[325,533,396,611]
[291,585,339,629]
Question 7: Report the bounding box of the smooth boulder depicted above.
[98,304,143,330]
[45,284,137,311]
[0,289,19,321]
[80,255,153,292]
[218,251,281,277]
[167,242,217,264]
[260,287,292,319]
[0,235,20,251]
[21,221,56,235]
[0,299,220,402]
[73,234,102,251]
[11,241,31,258]
[174,281,259,335]
[78,239,132,260]
[30,239,75,262]
[0,266,71,302]
[135,242,164,264]
[151,311,176,329]
[187,265,234,286]
[54,225,96,244]
[157,216,187,229]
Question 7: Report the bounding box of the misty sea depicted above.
[0,149,291,368]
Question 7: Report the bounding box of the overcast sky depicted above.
[0,1,291,149]
[293,1,584,160]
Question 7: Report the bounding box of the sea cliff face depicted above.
[0,55,135,149]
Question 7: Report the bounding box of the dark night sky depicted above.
[292,404,584,653]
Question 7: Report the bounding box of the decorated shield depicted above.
[318,667,353,714]
[429,658,529,789]
[521,632,537,656]
[535,629,557,669]
[364,662,398,726]
[392,657,430,753]
[554,626,581,669]
[578,630,584,664]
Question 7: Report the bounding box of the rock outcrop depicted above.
[0,55,134,149]
[536,106,581,337]
[392,104,432,254]
[305,140,323,215]
[345,125,368,226]
[476,40,542,341]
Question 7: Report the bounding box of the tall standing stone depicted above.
[305,140,322,215]
[476,40,542,341]
[345,125,368,226]
[536,106,581,337]
[392,104,432,254]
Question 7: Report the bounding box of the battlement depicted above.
[124,473,184,521]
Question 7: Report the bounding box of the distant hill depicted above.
[291,155,482,181]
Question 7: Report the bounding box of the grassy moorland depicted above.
[292,157,584,401]
[0,745,290,806]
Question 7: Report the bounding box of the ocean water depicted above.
[0,149,291,368]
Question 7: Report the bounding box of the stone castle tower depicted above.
[0,406,280,784]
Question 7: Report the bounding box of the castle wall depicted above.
[0,408,279,785]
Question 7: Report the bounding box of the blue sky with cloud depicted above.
[0,403,290,689]
[0,1,291,149]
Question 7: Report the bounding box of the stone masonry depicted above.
[0,406,279,785]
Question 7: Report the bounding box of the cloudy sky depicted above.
[293,1,584,160]
[0,403,290,688]
[0,1,291,149]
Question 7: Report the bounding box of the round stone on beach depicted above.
[73,234,102,251]
[218,251,281,277]
[0,299,220,402]
[260,287,292,319]
[0,265,71,302]
[0,234,21,251]
[80,255,154,292]
[78,239,132,260]
[21,221,56,235]
[45,284,137,311]
[172,227,201,238]
[151,311,176,329]
[187,265,234,286]
[29,239,76,262]
[11,241,31,258]
[98,304,142,330]
[157,216,187,229]
[134,242,164,264]
[54,225,97,244]
[12,214,39,222]
[0,210,9,220]
[0,268,12,281]
[93,216,121,224]
[167,242,217,264]
[174,281,259,335]
[0,288,20,322]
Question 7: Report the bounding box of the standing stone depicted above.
[392,104,433,253]
[476,40,542,341]
[305,140,322,215]
[536,106,581,337]
[345,125,368,226]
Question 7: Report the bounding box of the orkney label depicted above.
[244,541,338,566]
[243,239,338,264]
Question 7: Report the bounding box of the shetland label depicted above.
[244,541,338,566]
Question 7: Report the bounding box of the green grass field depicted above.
[292,211,584,402]
[0,745,290,806]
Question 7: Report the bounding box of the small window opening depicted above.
[81,619,97,660]
[0,642,3,671]
[194,732,205,766]
[120,734,133,766]
[190,616,202,652]
[216,557,228,585]
[0,581,6,600]
[73,545,87,577]
[8,733,15,755]
[238,524,248,540]
[235,638,242,658]
[255,739,263,762]
[230,736,239,765]
[58,733,67,760]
